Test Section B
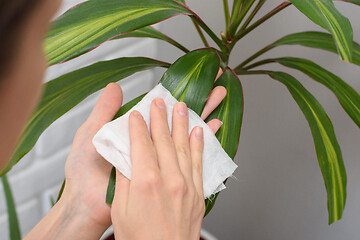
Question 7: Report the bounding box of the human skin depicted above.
[1,0,227,239]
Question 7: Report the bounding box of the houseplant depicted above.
[2,0,360,238]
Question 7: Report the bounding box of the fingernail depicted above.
[132,111,143,120]
[177,102,188,116]
[195,127,203,139]
[155,98,165,109]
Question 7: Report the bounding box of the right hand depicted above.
[111,98,206,240]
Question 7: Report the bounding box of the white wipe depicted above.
[92,83,237,199]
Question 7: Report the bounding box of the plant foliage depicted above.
[4,0,360,227]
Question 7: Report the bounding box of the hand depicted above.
[63,81,226,236]
[25,80,226,240]
[111,92,226,240]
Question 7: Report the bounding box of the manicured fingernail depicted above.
[155,98,165,109]
[177,102,188,116]
[195,127,203,139]
[132,111,143,119]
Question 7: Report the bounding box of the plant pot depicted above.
[104,229,217,240]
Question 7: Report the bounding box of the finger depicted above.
[113,169,130,210]
[190,127,204,197]
[150,98,180,174]
[87,83,123,129]
[172,102,192,181]
[207,119,223,134]
[129,111,159,176]
[200,86,226,120]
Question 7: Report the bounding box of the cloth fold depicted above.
[92,83,237,199]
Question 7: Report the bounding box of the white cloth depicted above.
[92,83,237,199]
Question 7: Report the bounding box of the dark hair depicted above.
[0,0,43,78]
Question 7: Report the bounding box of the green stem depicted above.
[242,58,276,70]
[229,1,291,50]
[190,15,228,53]
[223,0,230,29]
[230,0,242,23]
[235,69,272,75]
[229,0,256,36]
[168,40,190,53]
[234,43,274,70]
[238,0,266,33]
[191,18,210,47]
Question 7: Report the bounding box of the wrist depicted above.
[58,186,110,233]
[24,189,108,240]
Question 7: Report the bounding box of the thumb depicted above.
[113,169,130,210]
[87,83,123,130]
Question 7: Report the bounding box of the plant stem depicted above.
[190,15,228,53]
[223,0,231,29]
[229,0,256,36]
[229,1,291,50]
[238,0,266,33]
[242,58,276,70]
[234,43,274,70]
[235,69,272,75]
[191,18,210,47]
[230,0,242,23]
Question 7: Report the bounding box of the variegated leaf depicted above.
[273,57,360,128]
[289,0,353,61]
[204,68,244,216]
[269,71,347,224]
[1,58,168,176]
[45,0,191,65]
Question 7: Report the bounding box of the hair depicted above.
[0,0,44,79]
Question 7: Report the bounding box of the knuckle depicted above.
[193,162,203,174]
[176,145,190,158]
[168,176,187,197]
[142,171,161,188]
[138,134,151,145]
[158,134,173,146]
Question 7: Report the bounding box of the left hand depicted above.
[61,82,227,233]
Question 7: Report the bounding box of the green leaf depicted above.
[273,31,360,66]
[342,0,360,5]
[106,168,116,205]
[160,48,221,115]
[45,0,191,65]
[1,175,21,240]
[106,48,223,206]
[112,26,189,53]
[268,71,347,224]
[273,57,360,128]
[204,68,244,216]
[0,58,169,176]
[289,0,353,61]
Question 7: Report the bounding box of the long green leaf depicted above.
[45,0,191,65]
[289,0,353,61]
[273,57,360,128]
[106,48,222,206]
[269,71,347,224]
[342,0,360,5]
[112,26,189,53]
[0,58,169,176]
[2,175,21,240]
[273,32,360,66]
[204,68,244,216]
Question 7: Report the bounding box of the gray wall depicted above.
[156,1,360,239]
